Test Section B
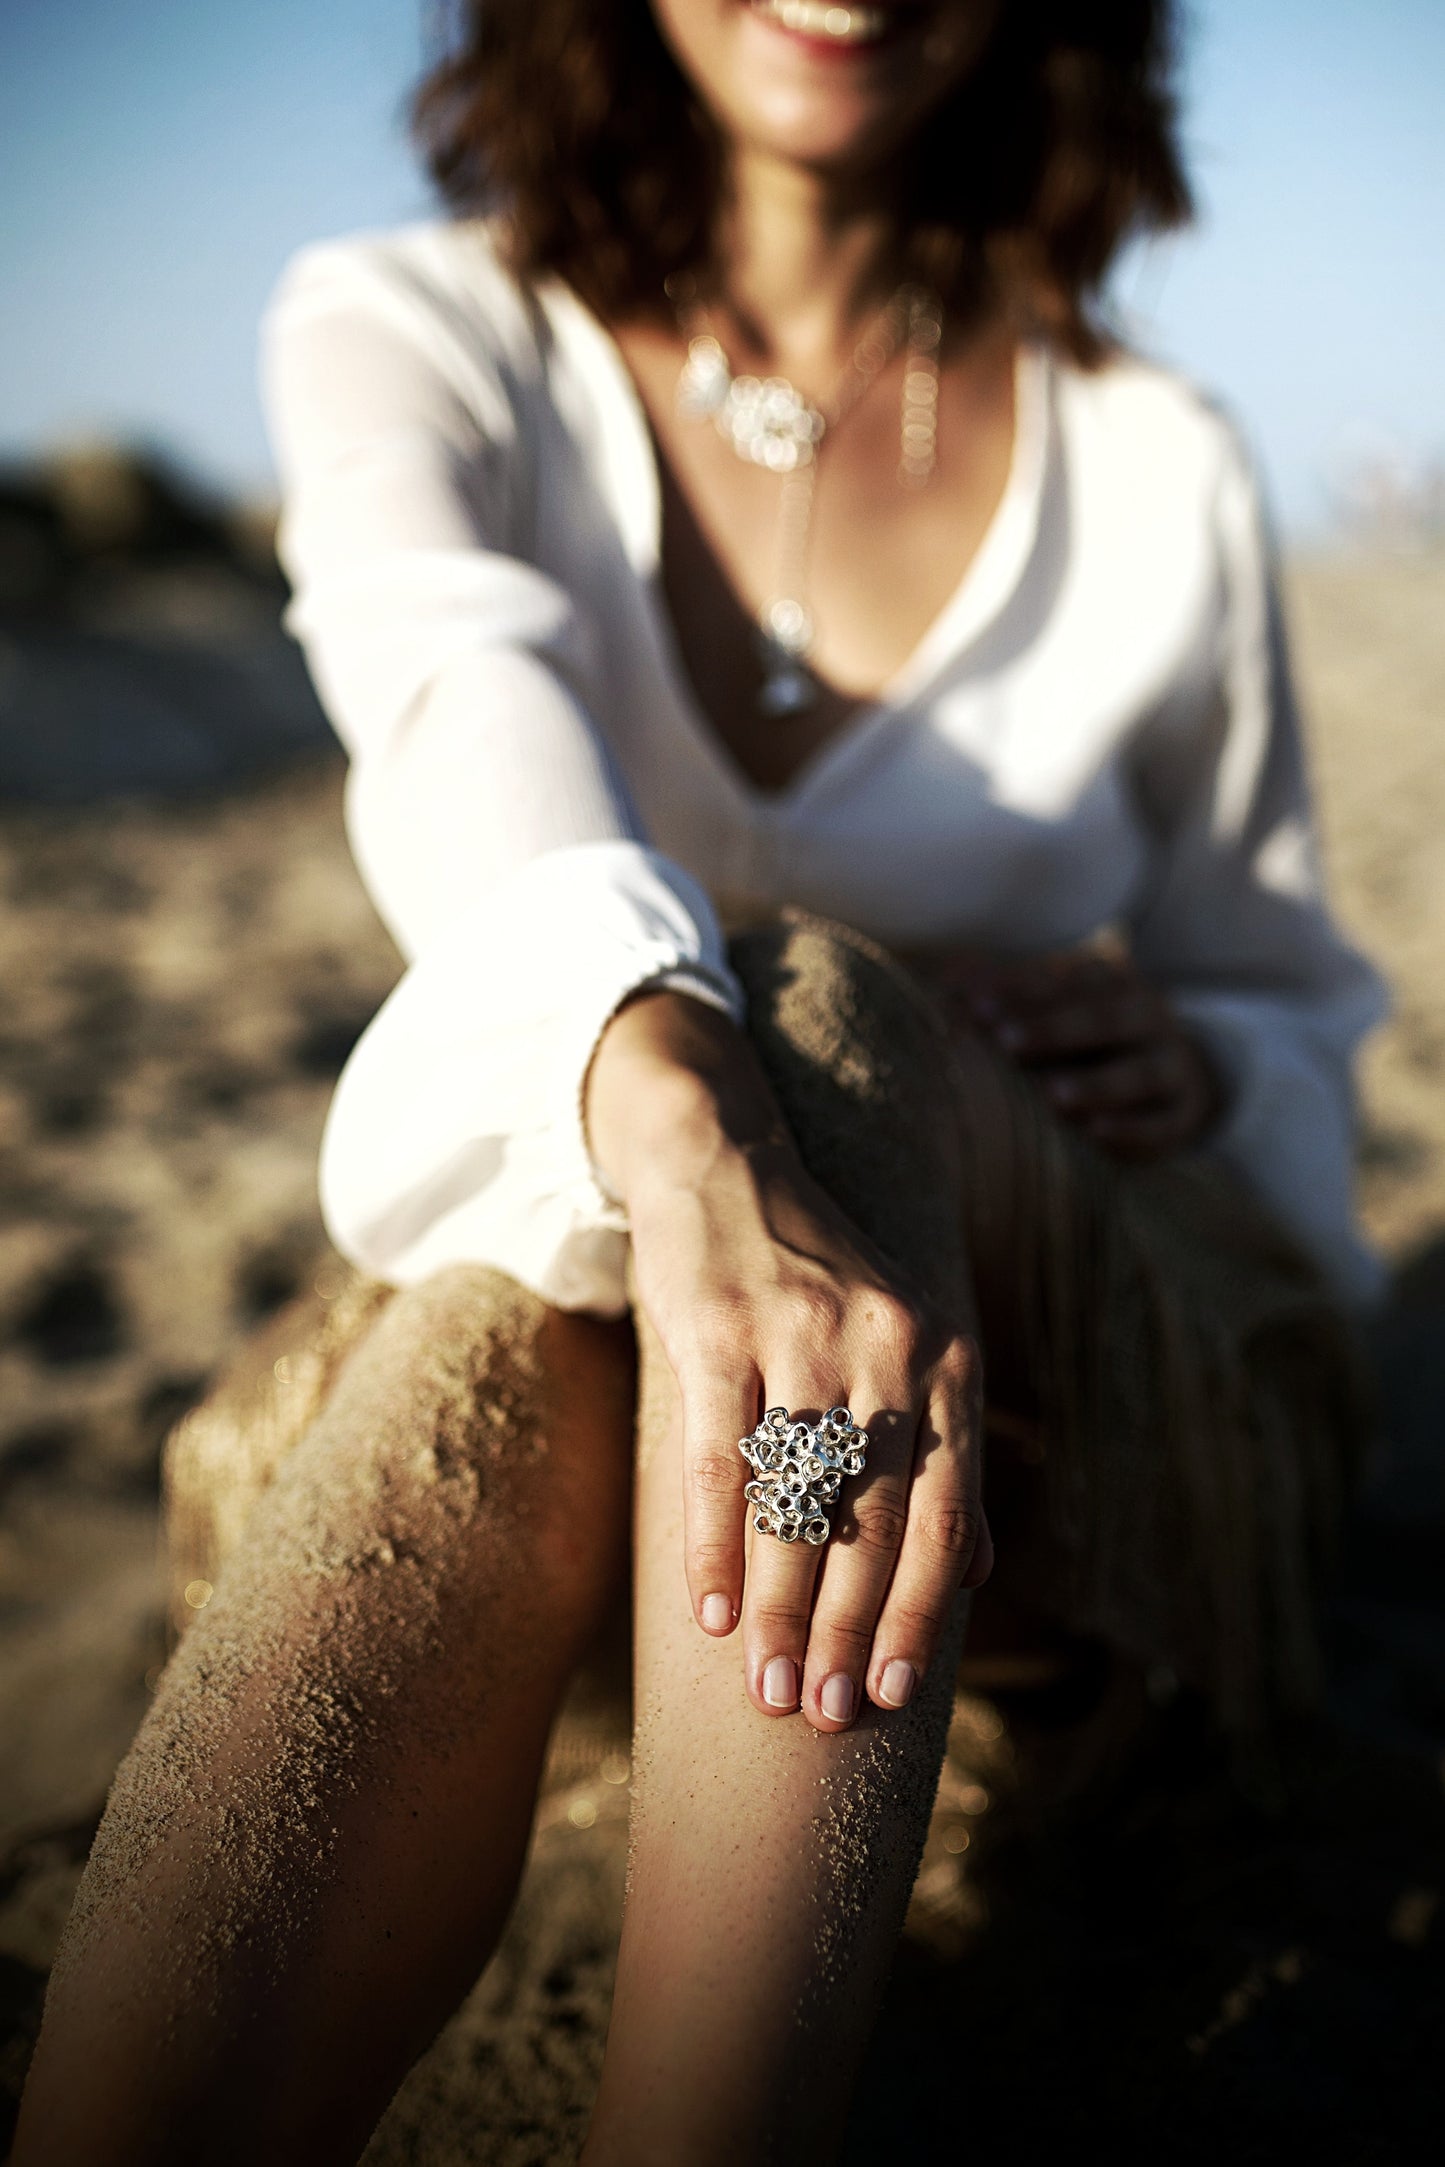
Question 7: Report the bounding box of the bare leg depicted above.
[14,1267,634,2167]
[586,918,988,2165]
[585,1323,970,2167]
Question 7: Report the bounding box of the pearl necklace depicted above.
[673,283,943,717]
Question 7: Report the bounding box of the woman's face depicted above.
[649,2,999,178]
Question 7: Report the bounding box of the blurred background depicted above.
[1,4,1442,2160]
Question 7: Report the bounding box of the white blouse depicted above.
[261,220,1390,1315]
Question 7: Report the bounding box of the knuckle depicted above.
[687,1447,742,1501]
[787,1284,845,1343]
[939,1331,983,1386]
[750,1595,811,1642]
[920,1499,981,1559]
[849,1493,910,1555]
[869,1294,924,1366]
[811,1616,874,1667]
[689,1532,738,1575]
[937,1335,985,1414]
[884,1591,946,1650]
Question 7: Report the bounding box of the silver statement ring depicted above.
[738,1405,870,1547]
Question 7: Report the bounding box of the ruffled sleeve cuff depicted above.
[318,840,746,1315]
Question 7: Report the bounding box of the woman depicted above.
[16,2,1387,2161]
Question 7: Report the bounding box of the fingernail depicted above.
[762,1656,799,1709]
[821,1672,856,1723]
[700,1593,733,1633]
[878,1659,917,1708]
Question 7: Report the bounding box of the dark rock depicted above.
[0,445,336,803]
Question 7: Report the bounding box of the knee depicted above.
[403,1263,632,1550]
[729,913,966,1276]
[263,1266,633,1632]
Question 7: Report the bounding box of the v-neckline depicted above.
[538,277,1053,813]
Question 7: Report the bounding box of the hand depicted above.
[586,990,993,1734]
[931,945,1225,1160]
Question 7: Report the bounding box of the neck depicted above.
[707,146,903,382]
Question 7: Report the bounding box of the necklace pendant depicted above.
[757,601,817,717]
[758,652,817,718]
[678,339,824,471]
[723,376,823,473]
[674,282,945,725]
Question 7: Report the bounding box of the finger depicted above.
[1083,1103,1198,1160]
[962,1505,995,1589]
[739,1385,836,1715]
[740,1503,824,1717]
[972,950,1128,1019]
[1007,951,1127,1004]
[679,1362,761,1636]
[927,946,995,999]
[1043,1043,1183,1117]
[799,1399,916,1732]
[994,988,1156,1060]
[868,1338,987,1712]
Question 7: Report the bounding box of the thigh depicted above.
[167,1261,636,1652]
[728,911,1045,1404]
[145,1265,637,1845]
[35,1268,637,2167]
[941,1019,1365,1735]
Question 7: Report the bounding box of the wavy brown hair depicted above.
[413,1,1191,361]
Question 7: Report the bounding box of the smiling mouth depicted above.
[747,1,911,52]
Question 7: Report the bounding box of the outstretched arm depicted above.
[263,234,746,1308]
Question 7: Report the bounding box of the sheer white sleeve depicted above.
[1127,420,1389,1307]
[261,236,745,1313]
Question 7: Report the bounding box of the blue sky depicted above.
[2,0,1441,535]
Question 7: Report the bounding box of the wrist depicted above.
[584,986,791,1206]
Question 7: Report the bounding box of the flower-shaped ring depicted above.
[738,1405,870,1546]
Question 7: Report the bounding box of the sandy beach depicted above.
[1,540,1442,2161]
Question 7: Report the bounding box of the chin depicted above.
[653,0,991,175]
